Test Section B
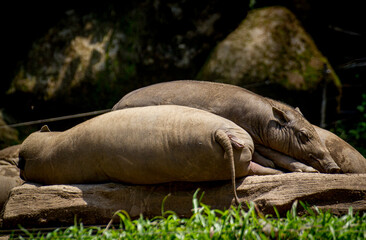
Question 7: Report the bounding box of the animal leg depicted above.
[255,145,318,173]
[252,151,275,168]
[247,161,284,175]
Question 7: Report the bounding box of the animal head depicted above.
[267,105,339,173]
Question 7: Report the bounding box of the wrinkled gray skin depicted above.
[19,105,282,204]
[0,144,21,166]
[296,106,366,173]
[254,126,366,173]
[0,144,24,211]
[315,126,366,173]
[112,80,340,173]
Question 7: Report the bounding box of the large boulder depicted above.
[197,6,342,124]
[2,173,366,228]
[6,11,127,113]
[4,1,249,121]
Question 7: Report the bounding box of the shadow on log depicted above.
[2,173,366,229]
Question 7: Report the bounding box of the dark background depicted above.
[1,0,365,149]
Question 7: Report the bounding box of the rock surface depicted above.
[2,173,365,229]
[198,6,341,91]
[197,6,342,123]
[5,1,249,119]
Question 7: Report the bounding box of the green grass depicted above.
[6,191,366,239]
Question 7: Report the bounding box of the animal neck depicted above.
[231,93,275,145]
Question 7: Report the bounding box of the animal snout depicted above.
[328,166,341,174]
[326,162,341,174]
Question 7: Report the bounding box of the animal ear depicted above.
[40,125,51,132]
[295,107,303,116]
[272,106,291,124]
[227,134,245,150]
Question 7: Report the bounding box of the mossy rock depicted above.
[5,1,250,120]
[197,6,341,124]
[6,11,141,115]
[198,6,341,91]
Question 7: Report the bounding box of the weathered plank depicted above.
[2,173,366,229]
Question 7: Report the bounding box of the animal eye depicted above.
[298,131,309,143]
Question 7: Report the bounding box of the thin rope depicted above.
[0,109,111,128]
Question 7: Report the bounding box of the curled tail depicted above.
[215,129,245,205]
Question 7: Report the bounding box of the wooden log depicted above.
[2,173,366,229]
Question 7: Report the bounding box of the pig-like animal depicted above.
[19,105,282,204]
[314,126,366,173]
[253,125,366,173]
[252,103,366,173]
[112,80,340,173]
